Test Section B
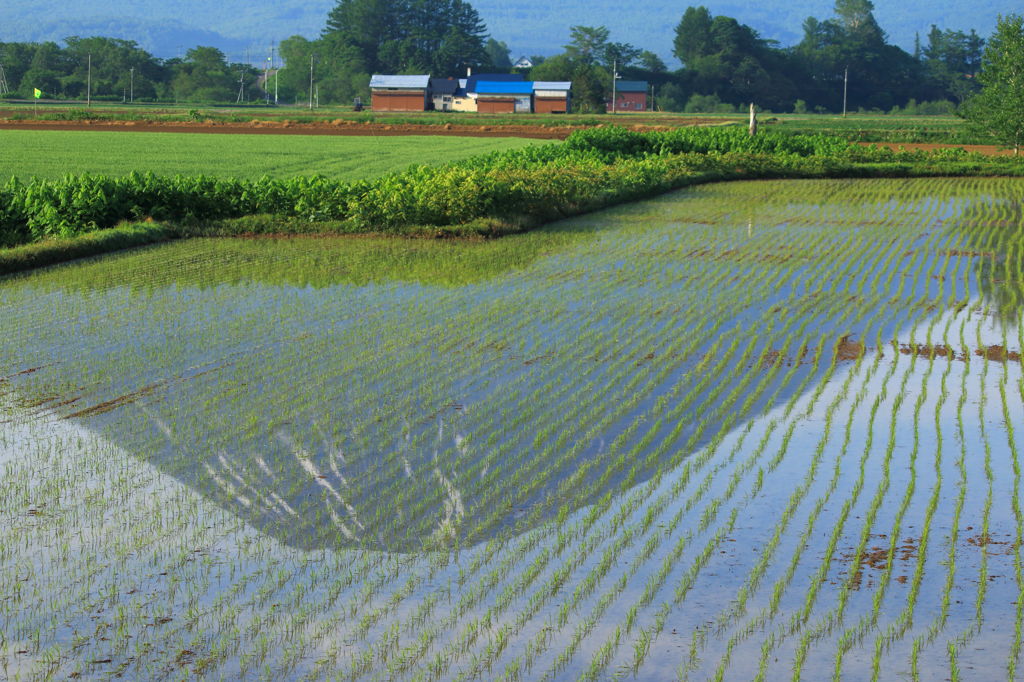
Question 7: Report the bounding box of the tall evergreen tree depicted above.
[673,6,714,67]
[323,0,489,75]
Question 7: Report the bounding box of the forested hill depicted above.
[0,0,1011,60]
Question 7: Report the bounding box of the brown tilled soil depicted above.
[0,117,721,139]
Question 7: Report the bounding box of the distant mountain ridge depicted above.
[0,1,1011,63]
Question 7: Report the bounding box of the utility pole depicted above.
[129,66,134,103]
[87,54,91,107]
[0,61,9,97]
[842,66,848,118]
[271,43,278,104]
[610,59,619,114]
[309,54,314,110]
[237,69,246,103]
[264,50,270,105]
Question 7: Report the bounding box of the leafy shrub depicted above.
[0,126,1019,251]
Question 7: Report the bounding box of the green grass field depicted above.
[0,129,541,181]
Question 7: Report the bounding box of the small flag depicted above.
[33,88,42,99]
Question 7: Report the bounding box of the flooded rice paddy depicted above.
[1,177,1023,680]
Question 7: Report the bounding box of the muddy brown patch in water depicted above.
[835,535,919,590]
[835,336,866,362]
[64,383,163,419]
[946,249,996,259]
[898,343,967,361]
[975,345,1022,363]
[966,533,1018,556]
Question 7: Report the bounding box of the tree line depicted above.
[0,0,997,113]
[533,1,986,114]
[0,38,265,103]
[278,0,991,113]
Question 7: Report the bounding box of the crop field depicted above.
[0,129,538,181]
[1,177,1023,680]
[767,114,978,144]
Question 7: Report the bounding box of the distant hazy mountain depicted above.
[0,1,1011,63]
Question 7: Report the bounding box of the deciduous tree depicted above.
[963,14,1024,154]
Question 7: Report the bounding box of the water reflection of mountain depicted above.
[2,178,1021,553]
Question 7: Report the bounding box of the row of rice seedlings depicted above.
[454,243,776,540]
[321,215,774,659]
[748,345,890,680]
[706,318,898,681]
[1001,331,1024,678]
[944,271,1002,679]
[372,199,860,671]
[419,244,802,675]
[842,274,964,668]
[303,223,753,667]
[907,309,973,657]
[879,314,956,677]
[823,308,949,672]
[855,333,938,678]
[787,321,928,676]
[524,326,817,680]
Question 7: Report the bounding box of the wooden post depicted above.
[748,102,757,137]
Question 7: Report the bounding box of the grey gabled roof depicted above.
[533,81,571,91]
[429,78,459,95]
[370,74,430,89]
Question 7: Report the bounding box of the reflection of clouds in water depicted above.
[154,407,474,550]
[6,179,1022,558]
[2,292,1022,680]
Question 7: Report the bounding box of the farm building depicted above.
[533,81,572,114]
[369,75,430,111]
[611,80,649,112]
[451,80,475,112]
[475,81,534,114]
[430,78,459,111]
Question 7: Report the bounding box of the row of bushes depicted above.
[1,126,1020,251]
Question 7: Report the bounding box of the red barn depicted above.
[610,80,649,112]
[474,81,534,114]
[533,81,572,114]
[369,75,430,112]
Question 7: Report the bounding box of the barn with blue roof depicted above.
[475,81,534,114]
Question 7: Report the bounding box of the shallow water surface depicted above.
[1,177,1022,680]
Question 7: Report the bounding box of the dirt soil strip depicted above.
[0,117,724,140]
[858,141,1019,157]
